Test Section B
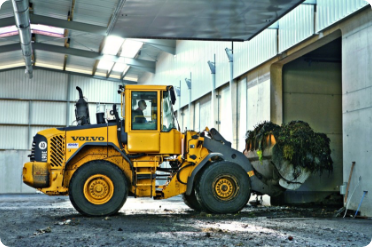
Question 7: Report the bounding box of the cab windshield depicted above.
[162,90,178,131]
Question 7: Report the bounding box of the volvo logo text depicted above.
[71,136,105,141]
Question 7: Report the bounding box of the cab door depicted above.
[126,90,160,153]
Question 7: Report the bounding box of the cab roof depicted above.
[124,85,171,91]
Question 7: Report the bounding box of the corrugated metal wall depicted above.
[279,4,314,53]
[234,29,277,78]
[0,69,122,150]
[0,69,68,100]
[316,0,368,32]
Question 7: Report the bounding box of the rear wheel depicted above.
[69,160,128,216]
[182,190,204,211]
[195,161,251,214]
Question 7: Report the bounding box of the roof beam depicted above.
[0,14,107,35]
[0,66,137,84]
[62,0,76,69]
[0,15,176,55]
[0,43,155,73]
[30,14,108,36]
[0,16,15,27]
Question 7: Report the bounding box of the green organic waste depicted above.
[245,121,333,173]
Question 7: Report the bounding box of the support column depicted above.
[177,80,182,130]
[185,74,192,130]
[28,100,31,148]
[225,46,234,143]
[66,74,71,126]
[207,54,216,129]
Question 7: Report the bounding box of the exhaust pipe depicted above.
[75,86,90,126]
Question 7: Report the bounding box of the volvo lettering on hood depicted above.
[71,136,105,141]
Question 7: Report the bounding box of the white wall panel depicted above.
[0,126,28,150]
[31,102,66,125]
[69,75,122,103]
[247,77,271,131]
[0,69,68,100]
[317,0,368,32]
[279,4,314,52]
[194,102,200,132]
[218,85,233,142]
[0,150,36,193]
[0,100,29,124]
[237,78,247,151]
[199,94,212,131]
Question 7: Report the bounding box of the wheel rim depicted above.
[83,174,114,205]
[213,176,238,201]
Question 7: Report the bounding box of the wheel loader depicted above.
[22,85,282,216]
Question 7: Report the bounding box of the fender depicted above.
[185,152,223,195]
[66,142,133,170]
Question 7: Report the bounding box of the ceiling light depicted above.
[124,75,138,82]
[102,36,125,55]
[31,24,64,37]
[120,40,143,58]
[0,25,18,37]
[66,67,92,75]
[0,25,65,38]
[0,62,25,70]
[97,60,114,71]
[112,63,129,73]
[35,62,63,70]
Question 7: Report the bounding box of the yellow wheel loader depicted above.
[22,85,282,216]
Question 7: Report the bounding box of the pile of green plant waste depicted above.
[245,121,333,173]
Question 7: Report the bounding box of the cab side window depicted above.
[131,91,157,130]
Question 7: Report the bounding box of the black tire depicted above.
[69,160,128,216]
[182,190,204,211]
[195,161,251,214]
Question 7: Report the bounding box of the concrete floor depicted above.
[0,194,371,247]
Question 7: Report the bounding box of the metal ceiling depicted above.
[0,0,305,82]
[110,0,305,41]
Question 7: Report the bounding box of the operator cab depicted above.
[119,85,180,154]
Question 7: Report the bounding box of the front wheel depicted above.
[69,160,128,216]
[182,190,204,211]
[195,161,251,214]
